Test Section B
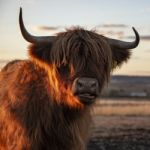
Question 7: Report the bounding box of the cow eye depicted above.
[57,65,70,77]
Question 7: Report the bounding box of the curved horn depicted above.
[19,7,54,44]
[107,27,140,49]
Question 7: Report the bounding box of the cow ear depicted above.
[28,43,52,65]
[106,27,139,70]
[111,48,131,69]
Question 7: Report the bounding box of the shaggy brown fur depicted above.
[0,28,131,150]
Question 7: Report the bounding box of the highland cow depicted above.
[0,8,139,150]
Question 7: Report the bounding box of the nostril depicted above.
[77,79,98,89]
[77,79,83,86]
[77,80,84,91]
[91,82,96,88]
[78,82,83,88]
[73,78,99,96]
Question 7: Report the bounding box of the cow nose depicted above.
[74,77,99,94]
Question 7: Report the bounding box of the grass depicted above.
[93,98,150,116]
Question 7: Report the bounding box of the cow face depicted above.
[19,8,139,108]
[28,29,112,106]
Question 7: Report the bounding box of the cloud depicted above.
[127,35,150,41]
[94,23,130,39]
[96,24,128,28]
[97,30,125,38]
[140,36,150,40]
[37,26,61,31]
[30,25,64,35]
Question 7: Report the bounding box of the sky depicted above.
[0,0,150,76]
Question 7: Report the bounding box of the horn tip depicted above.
[19,7,22,14]
[132,27,136,32]
[132,27,139,37]
[19,7,23,24]
[131,27,140,46]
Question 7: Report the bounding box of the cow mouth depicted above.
[75,93,97,105]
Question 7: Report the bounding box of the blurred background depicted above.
[1,0,150,98]
[1,0,150,149]
[0,0,150,76]
[0,0,150,98]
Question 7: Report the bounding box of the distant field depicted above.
[88,98,150,150]
[93,98,150,116]
[102,75,150,98]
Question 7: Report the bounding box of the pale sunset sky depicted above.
[0,0,150,76]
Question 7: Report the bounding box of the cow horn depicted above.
[19,7,54,44]
[107,27,140,49]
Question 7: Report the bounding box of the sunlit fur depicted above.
[29,28,112,107]
[0,27,130,150]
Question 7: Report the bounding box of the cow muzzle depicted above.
[72,77,99,105]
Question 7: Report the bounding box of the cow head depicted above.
[19,8,140,108]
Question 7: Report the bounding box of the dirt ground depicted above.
[87,115,150,150]
[88,116,150,150]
